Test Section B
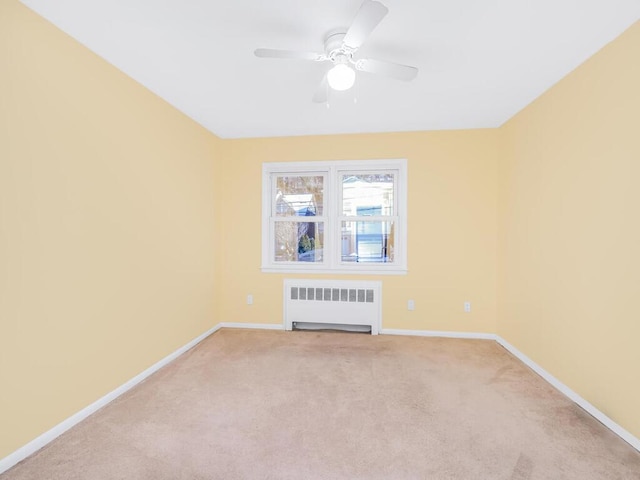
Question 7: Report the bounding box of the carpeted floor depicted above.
[2,328,639,479]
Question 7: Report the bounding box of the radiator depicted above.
[283,279,382,335]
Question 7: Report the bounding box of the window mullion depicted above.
[326,165,337,271]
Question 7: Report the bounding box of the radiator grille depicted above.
[290,287,375,303]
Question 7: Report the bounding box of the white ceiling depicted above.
[21,0,640,139]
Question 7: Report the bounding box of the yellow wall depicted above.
[2,0,638,464]
[498,22,640,438]
[217,132,500,333]
[0,1,219,458]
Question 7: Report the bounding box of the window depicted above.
[262,159,407,274]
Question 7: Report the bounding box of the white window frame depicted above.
[262,159,407,275]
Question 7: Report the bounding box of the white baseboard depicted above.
[380,328,497,340]
[0,324,222,476]
[495,336,640,452]
[218,322,285,330]
[2,324,637,475]
[380,329,639,452]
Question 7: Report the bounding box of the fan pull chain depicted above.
[326,83,331,109]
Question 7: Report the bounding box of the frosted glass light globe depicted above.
[327,64,356,91]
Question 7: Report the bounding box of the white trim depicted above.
[262,159,408,274]
[2,326,637,474]
[0,324,222,476]
[261,267,408,275]
[218,322,285,330]
[381,329,640,452]
[495,336,640,452]
[380,328,497,340]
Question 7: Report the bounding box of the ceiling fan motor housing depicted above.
[324,31,354,63]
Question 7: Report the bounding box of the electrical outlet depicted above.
[464,301,471,313]
[247,294,253,305]
[408,299,415,311]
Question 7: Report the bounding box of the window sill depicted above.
[261,266,408,276]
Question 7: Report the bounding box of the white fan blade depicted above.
[355,58,418,81]
[254,48,327,61]
[343,0,389,49]
[312,75,329,103]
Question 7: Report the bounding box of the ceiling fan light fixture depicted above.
[255,1,418,102]
[327,63,356,91]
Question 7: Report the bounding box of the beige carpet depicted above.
[2,329,639,479]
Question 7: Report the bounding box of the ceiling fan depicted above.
[254,0,418,103]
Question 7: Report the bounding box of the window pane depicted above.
[342,174,393,216]
[276,175,324,217]
[274,222,324,262]
[341,221,394,263]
